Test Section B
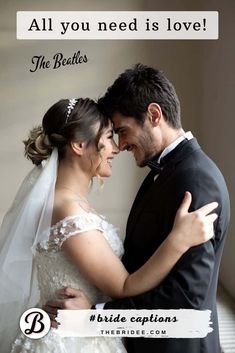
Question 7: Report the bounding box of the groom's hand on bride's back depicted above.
[43,287,93,328]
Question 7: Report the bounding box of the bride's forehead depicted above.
[101,121,113,134]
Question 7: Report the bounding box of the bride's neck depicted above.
[56,158,91,197]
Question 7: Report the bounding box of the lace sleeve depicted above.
[36,213,105,252]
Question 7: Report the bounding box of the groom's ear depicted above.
[147,103,162,127]
[70,141,86,156]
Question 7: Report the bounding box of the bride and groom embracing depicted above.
[0,64,230,353]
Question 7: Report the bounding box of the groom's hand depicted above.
[58,287,93,309]
[43,287,93,328]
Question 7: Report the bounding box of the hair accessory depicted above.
[66,98,78,122]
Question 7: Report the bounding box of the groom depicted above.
[46,64,230,353]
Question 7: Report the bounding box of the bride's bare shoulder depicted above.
[51,190,88,226]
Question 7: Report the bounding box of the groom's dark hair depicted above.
[98,63,182,129]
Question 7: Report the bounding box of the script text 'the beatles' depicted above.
[30,51,88,72]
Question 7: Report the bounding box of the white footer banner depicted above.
[56,309,213,338]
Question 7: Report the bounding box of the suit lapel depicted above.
[126,138,201,238]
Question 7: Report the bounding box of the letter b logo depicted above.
[20,308,51,339]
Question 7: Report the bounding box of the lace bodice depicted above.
[34,213,124,305]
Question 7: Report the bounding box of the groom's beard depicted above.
[135,129,160,168]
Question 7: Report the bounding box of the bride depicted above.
[0,98,217,353]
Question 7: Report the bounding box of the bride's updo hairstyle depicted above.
[24,98,109,165]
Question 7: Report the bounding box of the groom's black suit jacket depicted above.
[105,138,230,353]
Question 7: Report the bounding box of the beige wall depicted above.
[199,0,235,299]
[0,0,234,298]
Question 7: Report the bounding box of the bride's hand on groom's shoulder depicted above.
[43,287,93,328]
[171,191,218,253]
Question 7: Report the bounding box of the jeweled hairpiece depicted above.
[66,98,78,123]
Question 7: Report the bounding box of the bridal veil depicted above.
[0,149,58,353]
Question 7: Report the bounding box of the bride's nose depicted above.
[112,141,120,154]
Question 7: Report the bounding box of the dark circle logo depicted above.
[20,308,51,339]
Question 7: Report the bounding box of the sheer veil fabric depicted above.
[0,149,58,353]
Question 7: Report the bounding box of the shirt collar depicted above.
[157,131,193,163]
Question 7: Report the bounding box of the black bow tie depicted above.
[147,139,189,174]
[147,160,164,174]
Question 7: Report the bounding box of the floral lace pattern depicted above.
[11,213,126,353]
[11,331,126,353]
[36,213,122,253]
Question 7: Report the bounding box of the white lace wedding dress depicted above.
[10,212,127,353]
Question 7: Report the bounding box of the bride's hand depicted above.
[170,191,218,253]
